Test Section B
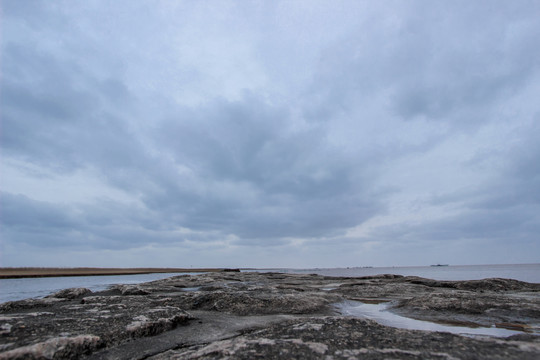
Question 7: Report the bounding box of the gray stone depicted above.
[150,317,540,360]
[0,335,102,360]
[113,285,150,296]
[1,272,538,359]
[45,288,92,300]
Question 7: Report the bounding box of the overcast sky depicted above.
[1,0,539,268]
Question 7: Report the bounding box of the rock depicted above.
[125,310,193,338]
[0,335,102,360]
[0,298,65,312]
[404,277,540,292]
[113,285,150,295]
[391,290,540,326]
[45,288,92,300]
[187,291,337,315]
[0,324,12,336]
[1,272,538,359]
[149,317,540,360]
[0,296,194,356]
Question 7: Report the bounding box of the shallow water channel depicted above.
[334,301,528,338]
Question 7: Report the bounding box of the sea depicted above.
[0,272,197,304]
[281,263,540,282]
[0,264,538,304]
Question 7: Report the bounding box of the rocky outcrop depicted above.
[1,272,538,359]
[46,288,93,300]
[0,335,102,360]
[112,285,150,296]
[149,317,540,360]
[179,290,337,315]
[392,291,540,326]
[403,276,540,291]
[1,294,193,354]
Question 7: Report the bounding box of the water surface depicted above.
[1,264,538,304]
[335,300,528,338]
[0,272,196,303]
[280,264,540,282]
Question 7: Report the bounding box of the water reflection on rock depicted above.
[335,300,528,337]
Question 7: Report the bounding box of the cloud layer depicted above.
[1,0,539,267]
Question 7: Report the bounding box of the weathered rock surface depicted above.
[150,317,540,360]
[46,288,93,300]
[0,272,538,359]
[0,335,102,360]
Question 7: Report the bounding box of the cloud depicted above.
[1,0,539,267]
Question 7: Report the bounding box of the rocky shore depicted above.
[1,272,539,359]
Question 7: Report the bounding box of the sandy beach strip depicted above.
[0,267,239,279]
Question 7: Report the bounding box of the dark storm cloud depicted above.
[0,33,383,246]
[134,94,384,240]
[432,120,540,212]
[1,2,387,244]
[377,120,540,252]
[380,207,538,244]
[1,0,539,266]
[390,7,540,123]
[148,96,379,217]
[1,192,78,232]
[303,1,540,127]
[1,40,135,173]
[0,191,224,251]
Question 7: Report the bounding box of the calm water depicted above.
[335,301,529,337]
[0,264,538,304]
[279,263,540,283]
[0,272,197,304]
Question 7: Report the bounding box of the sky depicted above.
[1,0,539,268]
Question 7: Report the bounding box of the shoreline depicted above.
[1,272,538,359]
[0,267,241,279]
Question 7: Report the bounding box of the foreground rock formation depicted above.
[0,272,539,359]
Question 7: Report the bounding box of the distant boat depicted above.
[430,264,449,267]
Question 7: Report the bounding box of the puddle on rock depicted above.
[348,298,389,304]
[320,283,344,291]
[180,287,201,292]
[334,300,529,338]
